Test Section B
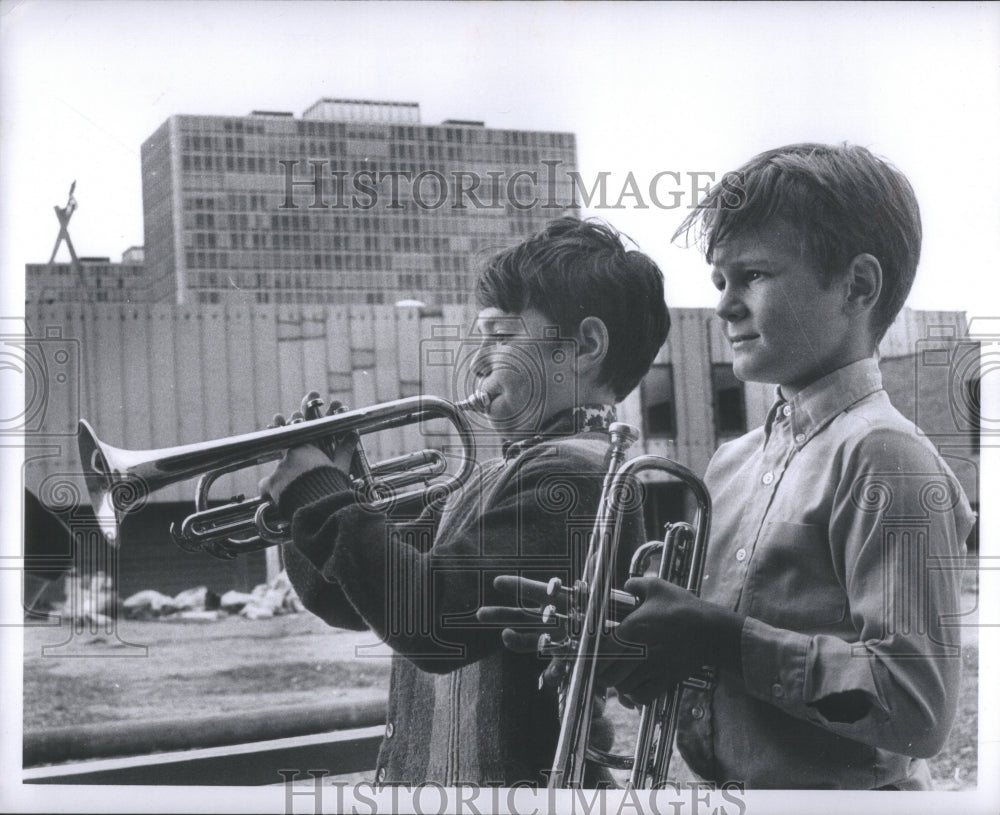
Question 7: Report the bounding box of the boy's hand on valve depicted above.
[479,574,745,704]
[258,394,360,508]
[477,575,568,653]
[477,575,574,688]
[259,444,340,506]
[596,576,746,707]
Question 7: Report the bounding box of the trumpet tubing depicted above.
[78,392,489,558]
[519,422,713,788]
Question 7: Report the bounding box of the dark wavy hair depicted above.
[673,143,922,342]
[476,217,669,401]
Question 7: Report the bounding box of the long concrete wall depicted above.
[21,303,976,512]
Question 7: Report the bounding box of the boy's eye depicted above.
[745,270,765,283]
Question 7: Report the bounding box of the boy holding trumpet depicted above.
[483,143,975,789]
[261,217,670,787]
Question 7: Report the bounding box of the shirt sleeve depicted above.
[285,446,626,674]
[739,427,975,757]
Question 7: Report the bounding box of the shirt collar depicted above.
[765,356,884,447]
[502,404,617,460]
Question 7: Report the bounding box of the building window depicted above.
[711,363,746,436]
[641,364,676,437]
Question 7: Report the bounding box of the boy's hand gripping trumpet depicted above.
[77,391,490,559]
[495,422,713,788]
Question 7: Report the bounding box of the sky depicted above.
[1,0,999,320]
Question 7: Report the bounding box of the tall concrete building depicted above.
[141,99,580,306]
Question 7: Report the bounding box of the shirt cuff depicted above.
[740,617,890,729]
[740,615,812,714]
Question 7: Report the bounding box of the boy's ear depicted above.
[844,253,882,314]
[575,316,610,373]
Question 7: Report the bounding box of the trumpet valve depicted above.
[537,631,575,656]
[538,632,569,657]
[539,655,569,690]
[302,393,325,420]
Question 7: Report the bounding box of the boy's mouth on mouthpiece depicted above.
[476,382,502,409]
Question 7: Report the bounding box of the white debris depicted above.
[219,590,254,612]
[114,571,302,622]
[123,589,177,619]
[172,586,220,611]
[174,609,224,622]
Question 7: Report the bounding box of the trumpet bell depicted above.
[77,419,131,546]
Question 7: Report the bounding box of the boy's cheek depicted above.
[492,394,533,423]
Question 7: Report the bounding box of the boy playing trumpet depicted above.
[261,217,669,787]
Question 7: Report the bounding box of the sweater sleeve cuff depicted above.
[278,466,352,517]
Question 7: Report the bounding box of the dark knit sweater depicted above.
[279,407,642,786]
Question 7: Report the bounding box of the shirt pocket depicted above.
[744,521,848,632]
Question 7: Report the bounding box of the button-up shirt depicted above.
[677,357,975,789]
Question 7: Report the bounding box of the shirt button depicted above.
[735,547,747,562]
[690,706,704,719]
[771,682,785,699]
[782,404,792,417]
[385,722,394,738]
[795,433,806,444]
[376,767,387,784]
[762,471,774,485]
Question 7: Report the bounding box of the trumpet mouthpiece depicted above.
[457,390,493,414]
[609,422,640,449]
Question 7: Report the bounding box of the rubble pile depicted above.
[122,570,305,621]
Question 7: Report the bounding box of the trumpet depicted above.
[497,422,712,788]
[77,392,490,559]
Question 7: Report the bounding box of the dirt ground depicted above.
[21,575,979,790]
[22,612,392,728]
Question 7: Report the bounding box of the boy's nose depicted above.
[715,287,746,322]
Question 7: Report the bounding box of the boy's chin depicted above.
[731,359,776,386]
